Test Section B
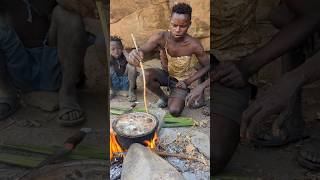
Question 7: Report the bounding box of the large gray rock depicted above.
[121,143,185,180]
[191,131,210,158]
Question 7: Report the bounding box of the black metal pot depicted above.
[112,112,159,150]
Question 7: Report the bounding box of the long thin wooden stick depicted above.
[131,34,148,113]
[152,150,198,161]
[113,150,198,161]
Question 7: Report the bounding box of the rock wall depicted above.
[110,0,210,51]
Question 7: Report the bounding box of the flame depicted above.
[110,132,158,161]
[143,133,158,149]
[110,131,124,161]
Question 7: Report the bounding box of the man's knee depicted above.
[169,106,183,117]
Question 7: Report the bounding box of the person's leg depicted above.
[168,87,189,117]
[0,51,17,119]
[212,114,240,174]
[0,20,29,119]
[168,96,185,117]
[126,63,137,102]
[144,68,169,107]
[211,83,251,174]
[109,66,117,99]
[50,5,88,126]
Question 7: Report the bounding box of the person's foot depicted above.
[156,97,168,108]
[57,97,85,127]
[297,137,320,171]
[0,96,18,120]
[127,90,137,102]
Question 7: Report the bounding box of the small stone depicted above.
[185,144,195,154]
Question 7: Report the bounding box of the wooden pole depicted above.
[131,33,148,114]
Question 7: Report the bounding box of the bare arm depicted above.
[213,0,320,88]
[242,0,320,75]
[127,32,164,67]
[185,78,210,107]
[184,43,210,85]
[241,49,320,138]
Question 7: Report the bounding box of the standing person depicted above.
[127,2,210,117]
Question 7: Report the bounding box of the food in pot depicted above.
[114,112,157,136]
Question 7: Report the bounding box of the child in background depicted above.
[110,36,138,101]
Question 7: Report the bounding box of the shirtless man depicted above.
[0,0,97,126]
[127,2,210,117]
[212,0,320,174]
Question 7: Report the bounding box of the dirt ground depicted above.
[215,83,320,179]
[0,45,107,179]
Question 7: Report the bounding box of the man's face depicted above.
[110,41,123,59]
[169,13,191,40]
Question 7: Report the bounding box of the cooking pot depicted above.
[112,112,159,150]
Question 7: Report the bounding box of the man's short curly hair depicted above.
[171,3,192,19]
[110,35,123,46]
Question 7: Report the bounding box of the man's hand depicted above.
[213,61,249,88]
[240,72,303,139]
[185,84,205,107]
[128,49,144,67]
[176,81,187,89]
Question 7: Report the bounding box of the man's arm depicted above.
[241,49,320,138]
[185,78,210,107]
[242,0,320,75]
[183,42,210,85]
[213,0,320,88]
[127,32,164,67]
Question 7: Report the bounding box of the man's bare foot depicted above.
[128,90,137,102]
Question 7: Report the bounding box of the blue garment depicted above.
[110,66,129,91]
[0,22,61,91]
